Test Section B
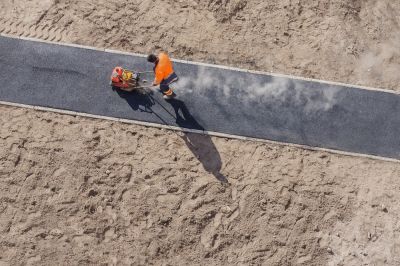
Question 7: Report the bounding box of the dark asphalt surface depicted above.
[0,36,399,159]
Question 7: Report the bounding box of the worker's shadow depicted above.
[115,88,155,113]
[166,98,228,183]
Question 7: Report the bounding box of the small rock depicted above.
[50,229,63,237]
[327,247,333,254]
[167,187,178,193]
[381,205,388,213]
[109,173,116,179]
[260,199,267,204]
[106,170,111,175]
[159,216,172,226]
[368,232,372,240]
[88,189,98,197]
[221,206,232,213]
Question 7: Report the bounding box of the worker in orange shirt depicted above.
[147,52,178,99]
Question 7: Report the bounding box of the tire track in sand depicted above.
[0,18,70,43]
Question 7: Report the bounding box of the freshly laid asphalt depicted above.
[0,36,399,160]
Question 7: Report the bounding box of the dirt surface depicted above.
[1,0,400,265]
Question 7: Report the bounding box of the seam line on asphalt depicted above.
[2,33,400,96]
[1,100,399,164]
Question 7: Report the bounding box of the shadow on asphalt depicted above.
[115,88,155,113]
[166,98,228,183]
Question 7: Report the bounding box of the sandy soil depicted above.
[1,0,400,265]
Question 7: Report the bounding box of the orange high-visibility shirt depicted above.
[154,52,174,85]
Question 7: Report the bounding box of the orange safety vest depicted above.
[154,52,174,85]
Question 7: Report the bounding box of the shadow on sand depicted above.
[116,88,227,182]
[166,98,228,183]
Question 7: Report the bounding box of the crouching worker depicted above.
[147,52,178,99]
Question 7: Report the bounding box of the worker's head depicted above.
[147,54,158,63]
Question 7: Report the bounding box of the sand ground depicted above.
[1,0,400,265]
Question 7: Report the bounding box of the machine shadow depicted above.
[166,98,228,183]
[115,88,155,113]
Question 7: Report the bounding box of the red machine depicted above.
[110,67,153,92]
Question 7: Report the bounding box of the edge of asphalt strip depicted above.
[1,33,399,164]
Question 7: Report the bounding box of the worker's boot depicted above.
[163,91,176,100]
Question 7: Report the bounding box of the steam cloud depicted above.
[174,66,339,114]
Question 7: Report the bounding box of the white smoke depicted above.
[175,66,339,114]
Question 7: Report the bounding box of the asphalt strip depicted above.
[0,35,399,162]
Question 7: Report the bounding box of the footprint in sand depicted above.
[104,227,117,243]
[201,205,240,250]
[26,255,41,265]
